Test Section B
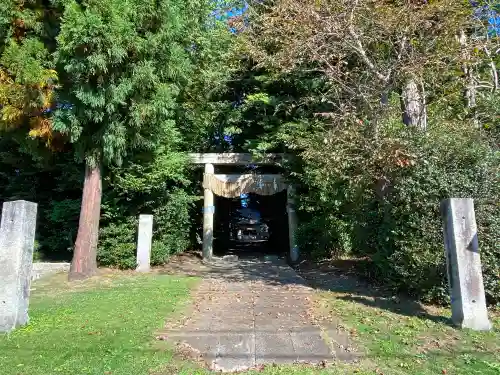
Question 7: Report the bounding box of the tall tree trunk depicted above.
[401,78,427,131]
[69,161,102,280]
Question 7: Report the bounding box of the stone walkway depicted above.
[159,256,354,372]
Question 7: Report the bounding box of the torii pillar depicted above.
[202,163,215,260]
[287,185,299,263]
[190,153,299,263]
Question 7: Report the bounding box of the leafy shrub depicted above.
[297,118,500,304]
[150,189,194,264]
[97,219,137,269]
[95,149,196,268]
[97,187,195,269]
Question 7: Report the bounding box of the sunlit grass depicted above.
[0,271,197,375]
[315,290,500,375]
[1,270,498,375]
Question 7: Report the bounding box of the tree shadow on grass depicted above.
[338,294,451,326]
[294,258,453,327]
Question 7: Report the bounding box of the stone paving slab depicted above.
[291,330,332,360]
[255,331,295,365]
[168,333,218,362]
[215,333,256,371]
[161,256,354,372]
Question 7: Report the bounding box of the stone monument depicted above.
[441,198,492,331]
[136,214,153,272]
[0,200,38,333]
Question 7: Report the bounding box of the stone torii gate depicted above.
[190,153,299,263]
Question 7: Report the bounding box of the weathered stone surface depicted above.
[215,333,255,372]
[31,262,70,281]
[203,163,215,261]
[441,198,492,331]
[160,257,353,372]
[291,330,332,361]
[189,153,286,166]
[136,214,153,272]
[287,185,300,263]
[0,200,37,332]
[222,254,238,262]
[255,331,295,365]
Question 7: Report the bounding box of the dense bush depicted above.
[97,219,138,269]
[297,114,499,304]
[0,137,197,266]
[97,189,195,269]
[96,151,197,269]
[0,138,82,260]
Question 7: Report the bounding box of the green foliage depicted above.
[97,188,196,269]
[318,288,500,375]
[371,125,498,303]
[49,0,234,272]
[0,138,197,267]
[43,198,81,254]
[150,188,194,261]
[175,15,238,152]
[477,91,500,146]
[96,149,196,269]
[53,0,225,166]
[216,54,499,305]
[97,219,137,269]
[200,59,329,152]
[1,0,497,306]
[236,0,500,305]
[295,113,499,304]
[0,0,60,146]
[0,136,82,260]
[0,0,234,268]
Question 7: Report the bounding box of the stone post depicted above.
[287,185,299,263]
[0,200,37,333]
[136,214,153,272]
[203,163,215,261]
[441,198,492,331]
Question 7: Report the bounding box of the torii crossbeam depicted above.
[189,153,299,263]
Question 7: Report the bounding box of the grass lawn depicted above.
[1,270,498,375]
[0,271,202,375]
[0,270,343,375]
[314,290,500,375]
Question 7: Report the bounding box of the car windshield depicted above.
[235,208,261,221]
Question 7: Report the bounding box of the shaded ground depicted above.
[295,259,500,375]
[158,254,356,372]
[1,269,355,375]
[295,259,450,324]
